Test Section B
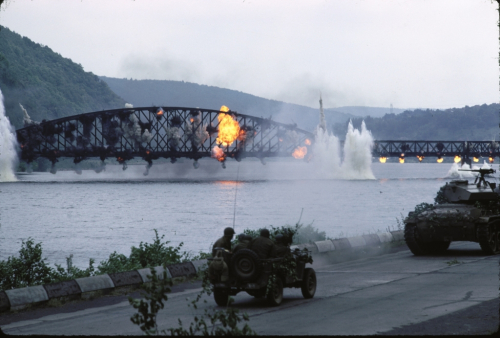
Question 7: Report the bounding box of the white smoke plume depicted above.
[312,120,375,180]
[20,104,37,126]
[284,130,299,146]
[0,90,18,182]
[185,115,209,147]
[94,161,106,173]
[122,114,152,143]
[318,93,326,133]
[74,163,82,175]
[141,129,153,143]
[481,160,492,170]
[165,126,181,148]
[125,103,134,108]
[143,162,153,176]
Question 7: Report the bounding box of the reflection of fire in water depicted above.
[454,155,461,163]
[292,146,308,159]
[489,156,494,163]
[399,157,405,164]
[216,181,244,186]
[417,155,424,162]
[379,157,387,163]
[437,157,443,163]
[473,157,479,162]
[305,139,311,146]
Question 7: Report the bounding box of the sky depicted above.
[0,0,498,110]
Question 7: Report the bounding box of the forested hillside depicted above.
[335,104,499,141]
[101,76,354,132]
[0,26,125,129]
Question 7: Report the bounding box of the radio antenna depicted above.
[232,163,240,230]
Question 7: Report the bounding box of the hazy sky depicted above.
[0,0,498,109]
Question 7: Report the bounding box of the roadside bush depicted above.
[97,229,192,275]
[51,254,96,281]
[0,230,201,291]
[0,238,54,290]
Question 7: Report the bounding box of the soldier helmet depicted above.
[275,234,284,243]
[237,233,247,241]
[260,228,270,238]
[224,227,235,236]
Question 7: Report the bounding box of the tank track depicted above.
[404,223,450,255]
[477,221,500,255]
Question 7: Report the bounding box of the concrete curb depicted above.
[0,230,404,312]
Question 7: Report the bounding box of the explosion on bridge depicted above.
[292,146,308,159]
[216,107,242,147]
[211,146,226,162]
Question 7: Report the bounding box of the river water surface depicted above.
[0,159,487,268]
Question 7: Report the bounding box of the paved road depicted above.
[2,242,498,335]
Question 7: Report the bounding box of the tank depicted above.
[404,168,500,255]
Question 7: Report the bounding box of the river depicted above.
[0,158,483,268]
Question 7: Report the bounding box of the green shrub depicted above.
[97,229,191,275]
[0,238,53,290]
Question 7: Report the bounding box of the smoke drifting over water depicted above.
[312,120,375,180]
[446,160,493,179]
[0,89,18,182]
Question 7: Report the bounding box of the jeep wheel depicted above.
[404,223,433,255]
[266,277,283,306]
[301,268,316,299]
[477,221,500,255]
[230,249,261,282]
[214,289,229,306]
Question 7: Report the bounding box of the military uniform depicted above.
[275,243,290,258]
[248,236,277,259]
[212,236,232,256]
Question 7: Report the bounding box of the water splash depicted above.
[446,160,493,179]
[446,162,474,178]
[0,89,18,182]
[312,120,375,180]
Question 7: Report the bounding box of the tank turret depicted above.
[443,168,497,203]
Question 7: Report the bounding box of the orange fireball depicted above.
[305,139,311,146]
[292,146,308,159]
[216,113,241,147]
[379,157,387,163]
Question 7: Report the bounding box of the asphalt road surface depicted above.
[1,242,498,335]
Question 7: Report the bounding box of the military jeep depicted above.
[209,247,316,306]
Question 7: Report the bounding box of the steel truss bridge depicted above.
[16,107,314,170]
[15,106,499,169]
[372,140,500,164]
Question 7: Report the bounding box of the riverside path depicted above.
[1,241,498,335]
